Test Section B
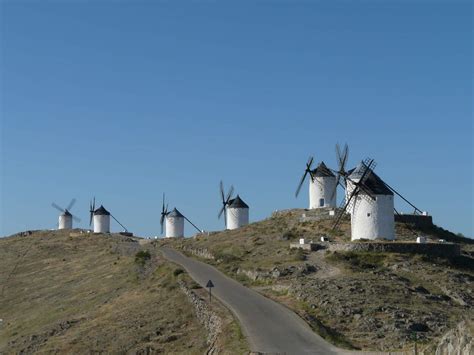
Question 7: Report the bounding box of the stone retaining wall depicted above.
[178,280,222,354]
[327,242,461,257]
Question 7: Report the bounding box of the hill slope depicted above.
[0,230,247,353]
[163,208,474,352]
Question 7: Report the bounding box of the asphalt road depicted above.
[161,247,352,355]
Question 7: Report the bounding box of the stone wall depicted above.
[182,246,215,260]
[178,280,222,354]
[395,214,434,228]
[327,242,461,257]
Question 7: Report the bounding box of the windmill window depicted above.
[367,213,371,217]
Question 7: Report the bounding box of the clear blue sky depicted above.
[1,1,472,238]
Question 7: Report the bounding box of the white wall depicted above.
[58,215,72,230]
[351,194,395,241]
[226,207,249,230]
[309,176,337,209]
[166,216,184,238]
[93,215,110,233]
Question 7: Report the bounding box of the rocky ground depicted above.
[164,208,474,352]
[0,230,247,354]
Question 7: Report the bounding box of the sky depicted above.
[1,1,472,238]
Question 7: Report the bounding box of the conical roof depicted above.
[168,208,184,218]
[61,210,72,217]
[348,162,393,195]
[94,205,110,215]
[228,195,249,209]
[312,161,335,177]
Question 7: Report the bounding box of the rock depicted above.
[434,320,473,355]
[409,323,430,332]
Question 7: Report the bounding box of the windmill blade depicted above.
[51,202,65,213]
[183,215,202,234]
[71,214,81,223]
[383,181,423,214]
[225,185,234,204]
[295,170,308,198]
[89,197,95,226]
[218,205,226,219]
[336,143,342,166]
[332,184,361,231]
[66,198,76,211]
[341,144,349,168]
[160,215,165,234]
[110,214,128,232]
[220,181,225,203]
[295,156,314,197]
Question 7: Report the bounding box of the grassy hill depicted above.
[163,208,474,352]
[0,230,247,354]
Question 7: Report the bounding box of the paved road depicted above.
[161,247,352,355]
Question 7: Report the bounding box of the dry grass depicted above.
[0,230,247,354]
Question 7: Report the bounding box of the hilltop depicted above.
[162,208,474,353]
[0,230,247,354]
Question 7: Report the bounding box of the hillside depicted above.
[163,208,474,352]
[0,230,247,354]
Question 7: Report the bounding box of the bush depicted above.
[173,268,184,276]
[135,250,151,266]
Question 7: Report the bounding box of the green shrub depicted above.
[173,268,184,276]
[135,250,151,266]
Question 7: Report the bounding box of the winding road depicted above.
[161,247,354,355]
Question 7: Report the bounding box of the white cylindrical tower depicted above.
[348,163,395,241]
[226,195,249,230]
[166,208,185,238]
[93,205,111,233]
[309,162,337,209]
[58,210,73,230]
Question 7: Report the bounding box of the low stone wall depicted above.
[182,246,215,260]
[395,214,433,228]
[327,242,461,257]
[178,280,222,354]
[290,243,321,251]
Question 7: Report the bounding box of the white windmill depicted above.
[218,181,249,230]
[160,194,201,238]
[51,198,81,230]
[89,198,128,234]
[295,158,337,209]
[332,157,424,241]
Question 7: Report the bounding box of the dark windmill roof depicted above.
[312,161,335,177]
[94,205,110,215]
[348,162,393,196]
[168,208,184,218]
[62,210,72,217]
[228,195,249,209]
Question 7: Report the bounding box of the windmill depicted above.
[89,197,128,233]
[218,181,249,230]
[332,155,425,241]
[295,157,337,209]
[160,194,201,238]
[218,181,234,229]
[330,158,393,241]
[51,198,81,230]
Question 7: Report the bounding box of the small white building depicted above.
[93,205,111,233]
[309,162,337,209]
[416,236,427,244]
[58,210,73,230]
[165,208,185,238]
[226,195,249,230]
[348,163,395,241]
